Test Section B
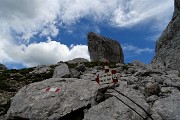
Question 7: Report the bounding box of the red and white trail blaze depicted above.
[46,87,60,92]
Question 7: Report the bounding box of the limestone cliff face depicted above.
[151,0,180,70]
[88,32,124,63]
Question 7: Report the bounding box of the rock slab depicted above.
[88,32,124,63]
[6,78,100,120]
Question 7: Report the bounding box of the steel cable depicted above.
[105,93,146,120]
[109,88,154,120]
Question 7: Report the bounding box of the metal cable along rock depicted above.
[106,88,154,120]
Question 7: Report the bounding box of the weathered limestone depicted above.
[88,32,124,63]
[151,0,180,70]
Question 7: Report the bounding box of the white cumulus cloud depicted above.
[111,0,173,27]
[0,38,90,67]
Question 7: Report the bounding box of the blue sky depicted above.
[0,0,174,69]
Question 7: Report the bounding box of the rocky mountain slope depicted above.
[1,59,180,120]
[151,0,180,70]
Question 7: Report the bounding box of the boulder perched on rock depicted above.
[52,63,70,78]
[151,0,180,70]
[88,32,124,63]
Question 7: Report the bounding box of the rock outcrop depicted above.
[88,32,124,63]
[0,63,7,70]
[151,0,180,70]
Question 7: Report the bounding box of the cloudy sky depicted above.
[0,0,174,69]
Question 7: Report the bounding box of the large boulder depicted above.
[6,78,100,120]
[88,32,124,63]
[145,82,160,97]
[52,63,70,78]
[152,92,180,120]
[151,0,180,70]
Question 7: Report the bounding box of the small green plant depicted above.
[122,65,129,70]
[65,63,78,68]
[19,67,35,74]
[0,80,10,91]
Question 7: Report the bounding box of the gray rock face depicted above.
[152,92,180,120]
[6,78,100,120]
[52,63,70,78]
[88,32,124,63]
[151,0,180,70]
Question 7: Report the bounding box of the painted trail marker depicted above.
[46,87,60,93]
[96,70,118,85]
